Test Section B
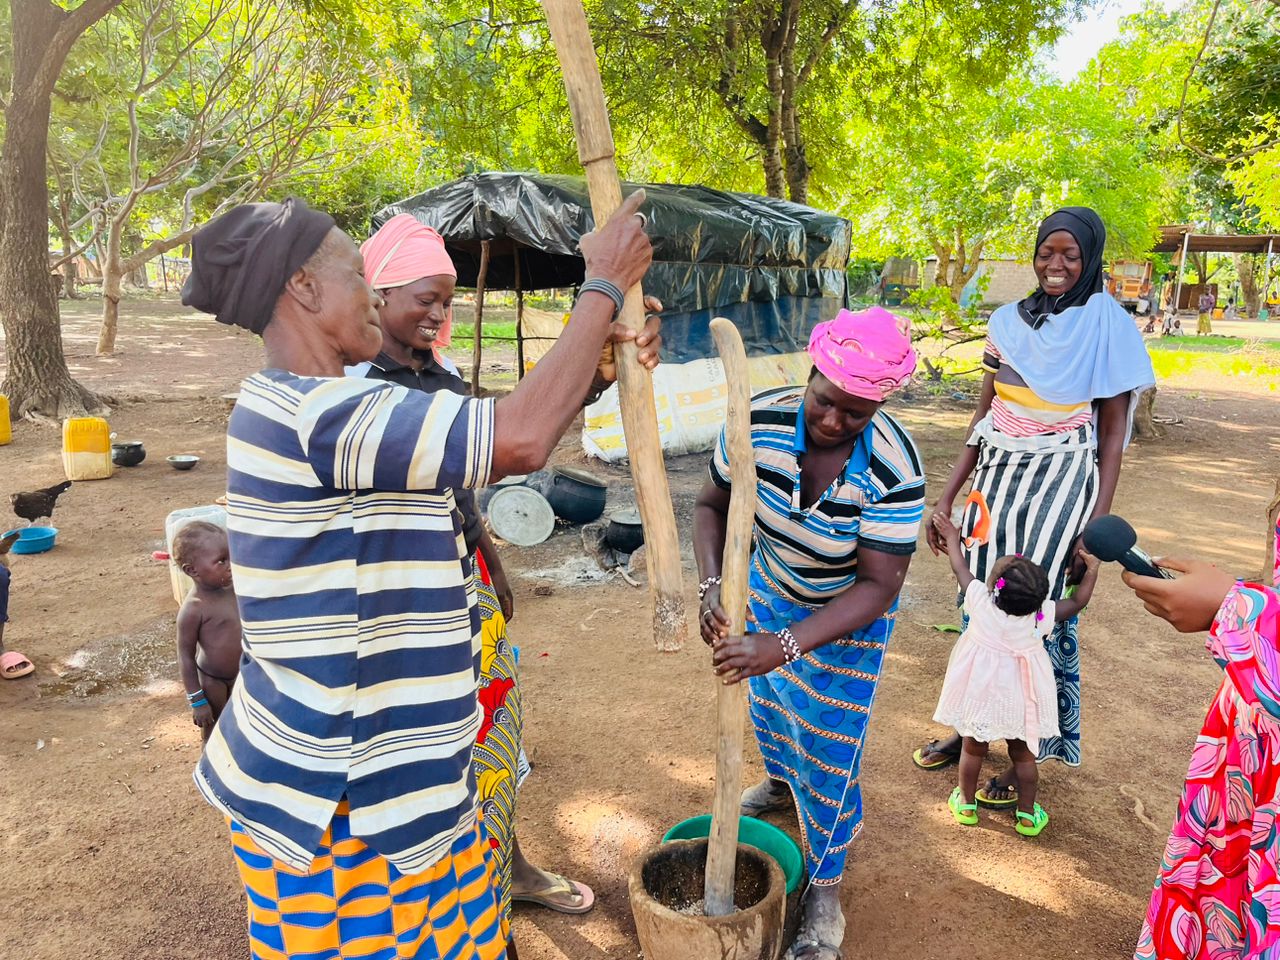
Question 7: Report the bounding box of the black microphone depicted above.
[1082,514,1175,579]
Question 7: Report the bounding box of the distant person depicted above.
[1197,290,1215,335]
[930,513,1100,837]
[173,521,241,743]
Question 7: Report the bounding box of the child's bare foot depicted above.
[787,884,845,960]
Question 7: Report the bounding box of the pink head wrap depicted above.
[361,214,457,350]
[806,306,916,402]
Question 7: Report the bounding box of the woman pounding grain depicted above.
[912,207,1155,807]
[694,307,926,960]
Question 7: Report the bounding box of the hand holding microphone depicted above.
[1086,514,1238,633]
[1081,515,1175,580]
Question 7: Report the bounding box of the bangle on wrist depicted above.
[186,689,205,702]
[189,697,209,710]
[577,277,625,319]
[698,576,721,601]
[776,627,802,664]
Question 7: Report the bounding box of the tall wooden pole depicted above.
[472,239,491,397]
[514,245,526,381]
[541,0,688,651]
[703,318,756,915]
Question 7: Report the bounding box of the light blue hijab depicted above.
[987,291,1154,410]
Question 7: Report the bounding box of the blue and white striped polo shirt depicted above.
[710,387,925,604]
[195,369,495,874]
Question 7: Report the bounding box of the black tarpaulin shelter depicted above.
[372,172,851,364]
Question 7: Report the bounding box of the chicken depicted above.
[10,480,72,525]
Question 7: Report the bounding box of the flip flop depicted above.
[912,739,961,770]
[948,786,979,826]
[1015,803,1050,837]
[511,873,595,915]
[1,650,34,679]
[976,776,1019,808]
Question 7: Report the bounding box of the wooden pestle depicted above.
[704,318,757,916]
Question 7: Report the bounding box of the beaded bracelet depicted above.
[186,689,205,703]
[698,576,721,600]
[776,627,802,664]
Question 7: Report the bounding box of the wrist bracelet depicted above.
[186,689,205,702]
[698,576,721,601]
[776,627,802,664]
[578,277,626,319]
[189,697,209,710]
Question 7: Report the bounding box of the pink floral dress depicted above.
[1136,520,1280,959]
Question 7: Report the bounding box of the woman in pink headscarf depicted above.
[693,307,926,960]
[353,214,664,927]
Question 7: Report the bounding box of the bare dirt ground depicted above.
[1,298,1278,960]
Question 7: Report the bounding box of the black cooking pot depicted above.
[111,441,146,467]
[606,508,645,554]
[544,466,607,523]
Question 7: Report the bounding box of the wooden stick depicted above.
[471,239,490,397]
[514,245,526,381]
[541,0,687,651]
[704,318,756,916]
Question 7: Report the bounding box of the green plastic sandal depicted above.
[948,786,979,826]
[1015,803,1049,837]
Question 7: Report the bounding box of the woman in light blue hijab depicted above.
[912,207,1154,807]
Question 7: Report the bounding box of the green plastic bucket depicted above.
[662,814,803,894]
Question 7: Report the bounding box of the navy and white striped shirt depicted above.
[710,387,924,604]
[195,369,494,873]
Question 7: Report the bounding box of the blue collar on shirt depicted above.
[793,400,872,483]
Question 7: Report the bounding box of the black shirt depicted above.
[355,350,485,556]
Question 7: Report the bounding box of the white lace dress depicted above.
[933,580,1061,752]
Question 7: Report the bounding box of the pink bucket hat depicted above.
[806,306,916,402]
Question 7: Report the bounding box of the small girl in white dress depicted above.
[930,513,1100,837]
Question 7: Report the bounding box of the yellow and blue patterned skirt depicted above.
[472,553,523,921]
[229,803,508,959]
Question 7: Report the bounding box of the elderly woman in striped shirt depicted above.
[694,307,925,960]
[911,207,1154,807]
[180,192,651,960]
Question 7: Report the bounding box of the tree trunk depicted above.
[97,220,123,355]
[1236,253,1262,318]
[0,0,111,419]
[53,180,79,299]
[932,244,954,297]
[1132,385,1162,441]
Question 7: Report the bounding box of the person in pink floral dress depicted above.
[1124,517,1280,959]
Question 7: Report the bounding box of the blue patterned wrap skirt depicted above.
[746,561,895,886]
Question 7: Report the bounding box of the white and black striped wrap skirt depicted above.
[958,416,1098,765]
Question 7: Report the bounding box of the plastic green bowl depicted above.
[662,814,803,894]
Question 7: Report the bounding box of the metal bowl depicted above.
[167,455,200,471]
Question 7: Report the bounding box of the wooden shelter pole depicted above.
[1174,230,1191,315]
[540,0,688,652]
[471,240,491,397]
[1264,238,1275,313]
[703,318,755,916]
[514,245,526,381]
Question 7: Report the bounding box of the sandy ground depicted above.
[0,299,1278,959]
